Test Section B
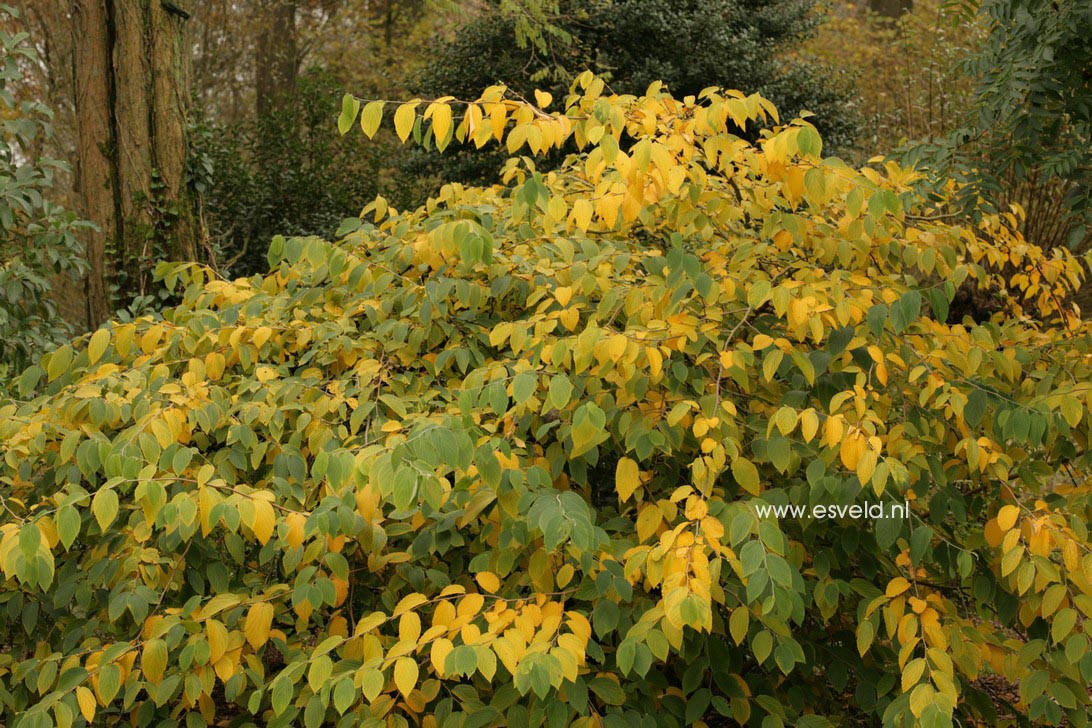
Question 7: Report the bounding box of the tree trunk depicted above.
[72,0,198,328]
[869,0,912,17]
[255,0,298,119]
[72,0,115,328]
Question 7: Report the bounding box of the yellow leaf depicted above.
[554,286,574,307]
[996,504,1019,531]
[252,498,275,545]
[559,307,580,331]
[752,334,774,350]
[393,656,418,697]
[458,593,485,618]
[823,414,844,447]
[394,593,428,616]
[840,432,865,470]
[245,601,275,649]
[608,334,628,362]
[902,657,926,693]
[636,504,662,542]
[253,326,272,349]
[615,457,641,502]
[886,577,910,598]
[572,199,593,231]
[647,347,663,378]
[394,102,418,143]
[399,611,422,644]
[88,328,110,365]
[475,572,501,592]
[429,102,453,147]
[207,619,228,663]
[785,166,805,201]
[534,89,553,108]
[285,512,306,549]
[76,686,96,722]
[489,102,507,141]
[431,638,454,676]
[908,684,935,717]
[799,409,819,443]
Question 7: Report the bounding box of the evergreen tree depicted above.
[402,0,857,196]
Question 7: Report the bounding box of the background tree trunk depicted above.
[255,0,298,118]
[868,0,913,17]
[72,0,198,328]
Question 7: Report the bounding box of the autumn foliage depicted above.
[1,76,1091,727]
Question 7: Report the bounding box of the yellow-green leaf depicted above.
[394,102,418,143]
[88,328,110,365]
[142,639,168,683]
[393,656,418,697]
[361,101,385,139]
[615,457,641,502]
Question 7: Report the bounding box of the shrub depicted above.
[2,77,1091,727]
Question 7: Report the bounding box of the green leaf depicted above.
[271,676,294,715]
[333,677,356,714]
[17,365,41,397]
[685,688,711,724]
[446,645,478,677]
[588,676,625,705]
[866,304,887,338]
[18,523,40,560]
[548,374,573,410]
[752,631,773,664]
[337,94,361,135]
[57,506,80,550]
[890,290,922,334]
[513,372,537,404]
[570,402,607,457]
[96,663,122,704]
[616,640,635,675]
[1052,608,1077,644]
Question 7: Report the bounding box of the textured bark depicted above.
[255,0,298,118]
[113,0,155,295]
[72,0,115,327]
[72,0,198,327]
[150,0,198,262]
